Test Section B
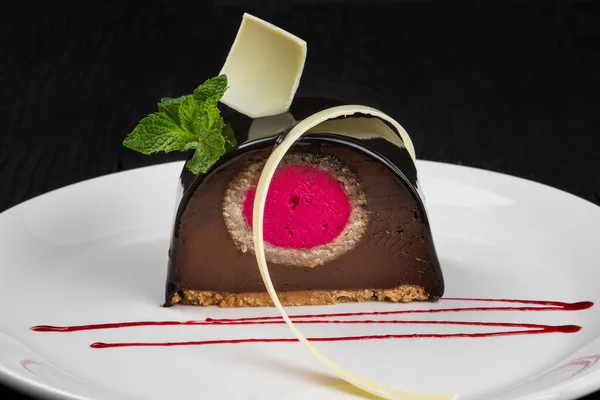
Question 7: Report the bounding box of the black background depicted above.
[1,0,599,399]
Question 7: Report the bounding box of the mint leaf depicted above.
[124,74,234,175]
[178,96,202,134]
[160,96,187,105]
[122,112,198,154]
[183,97,228,174]
[183,141,198,151]
[193,75,228,103]
[186,145,224,175]
[222,122,237,151]
[199,96,225,134]
[186,133,225,174]
[158,95,189,122]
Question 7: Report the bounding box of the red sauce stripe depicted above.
[29,297,593,348]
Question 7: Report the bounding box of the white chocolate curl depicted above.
[252,105,456,400]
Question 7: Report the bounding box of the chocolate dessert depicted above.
[164,99,445,307]
[122,13,445,308]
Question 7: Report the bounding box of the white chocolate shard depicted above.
[219,13,307,118]
[252,105,453,400]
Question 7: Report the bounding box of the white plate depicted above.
[1,160,600,400]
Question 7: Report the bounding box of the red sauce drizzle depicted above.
[30,297,593,349]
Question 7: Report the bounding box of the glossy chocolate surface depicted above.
[165,98,445,305]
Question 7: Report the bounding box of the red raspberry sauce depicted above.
[243,165,352,249]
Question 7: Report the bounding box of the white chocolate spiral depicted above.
[252,105,455,400]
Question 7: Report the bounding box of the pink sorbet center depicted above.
[243,165,352,249]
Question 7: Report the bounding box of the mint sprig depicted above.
[122,74,236,175]
[193,74,227,102]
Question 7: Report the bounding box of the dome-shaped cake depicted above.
[121,12,445,308]
[164,98,445,307]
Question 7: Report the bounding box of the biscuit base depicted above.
[169,285,430,307]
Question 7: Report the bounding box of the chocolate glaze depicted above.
[165,98,445,305]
